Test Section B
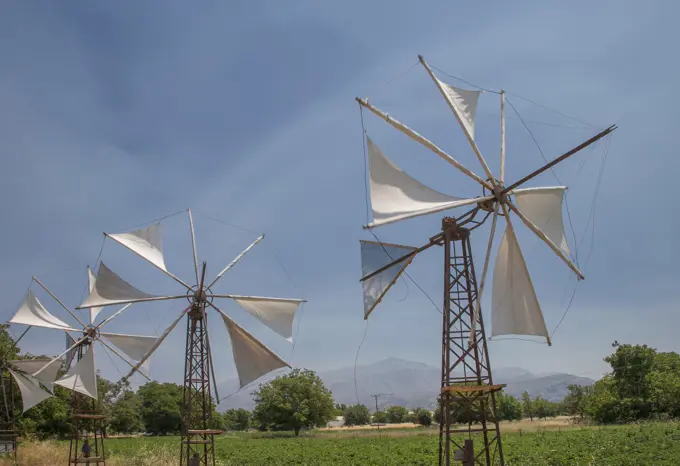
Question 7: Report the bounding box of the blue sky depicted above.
[1,1,677,400]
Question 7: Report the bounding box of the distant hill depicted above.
[216,358,595,411]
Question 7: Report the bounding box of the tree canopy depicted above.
[252,369,334,436]
[343,404,370,427]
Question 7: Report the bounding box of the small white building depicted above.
[326,416,345,428]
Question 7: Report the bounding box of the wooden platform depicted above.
[441,383,506,394]
[186,429,223,435]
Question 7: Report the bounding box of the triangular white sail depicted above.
[87,267,104,323]
[513,187,570,256]
[7,368,51,413]
[11,359,61,392]
[221,314,288,388]
[438,80,481,141]
[108,223,167,272]
[232,297,302,342]
[55,346,98,399]
[10,290,75,330]
[366,137,474,228]
[100,332,158,363]
[79,262,156,308]
[360,240,417,319]
[491,227,550,343]
[64,332,77,369]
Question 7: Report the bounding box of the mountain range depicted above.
[216,358,595,411]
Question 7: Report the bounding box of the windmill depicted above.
[0,326,61,460]
[356,55,616,466]
[8,274,159,466]
[74,209,305,466]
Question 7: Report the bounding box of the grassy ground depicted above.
[2,421,679,465]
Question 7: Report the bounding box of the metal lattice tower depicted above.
[0,371,17,461]
[356,53,615,466]
[68,342,106,466]
[67,210,302,466]
[180,294,218,466]
[439,217,503,466]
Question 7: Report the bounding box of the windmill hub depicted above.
[193,289,208,303]
[479,181,508,212]
[83,326,99,342]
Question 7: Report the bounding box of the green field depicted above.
[5,422,680,465]
[102,422,680,465]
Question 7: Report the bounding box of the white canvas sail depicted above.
[232,297,302,342]
[438,80,481,141]
[87,267,104,323]
[100,333,158,363]
[10,290,75,330]
[366,137,476,227]
[491,227,550,343]
[55,346,98,399]
[79,263,156,308]
[513,187,571,256]
[107,223,167,272]
[7,368,51,413]
[221,314,288,388]
[64,332,77,369]
[11,358,61,392]
[360,240,417,319]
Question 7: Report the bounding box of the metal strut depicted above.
[180,263,220,466]
[68,342,106,465]
[0,368,17,461]
[439,217,505,466]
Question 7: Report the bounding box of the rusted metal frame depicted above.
[461,236,492,466]
[0,371,17,460]
[200,312,212,463]
[448,300,473,331]
[68,341,107,465]
[501,124,616,196]
[441,228,452,466]
[448,344,480,378]
[181,313,193,463]
[454,239,470,386]
[466,234,505,466]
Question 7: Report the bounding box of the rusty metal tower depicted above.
[68,341,106,466]
[356,55,615,465]
[75,210,304,466]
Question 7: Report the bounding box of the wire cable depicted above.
[506,97,581,266]
[353,320,370,405]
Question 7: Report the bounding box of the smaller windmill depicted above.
[74,209,304,466]
[356,55,615,465]
[9,274,159,465]
[0,325,60,460]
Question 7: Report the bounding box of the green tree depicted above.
[521,391,533,421]
[343,404,370,427]
[372,411,387,424]
[252,369,334,436]
[410,408,432,426]
[137,381,182,435]
[496,393,522,421]
[0,324,19,361]
[109,389,143,434]
[19,385,71,438]
[223,408,251,431]
[533,396,558,420]
[386,405,408,423]
[562,384,592,420]
[333,403,347,416]
[606,341,656,401]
